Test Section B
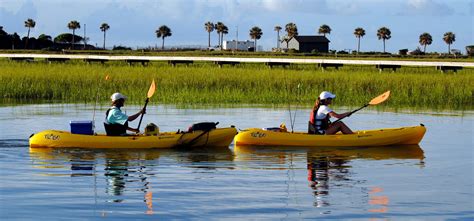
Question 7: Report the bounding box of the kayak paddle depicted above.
[136,79,156,132]
[333,90,390,124]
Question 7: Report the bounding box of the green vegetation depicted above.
[204,22,214,48]
[67,20,81,49]
[24,18,36,49]
[249,26,263,51]
[100,23,110,50]
[214,22,229,50]
[443,32,456,54]
[155,25,172,50]
[318,24,331,37]
[0,60,473,110]
[354,27,366,54]
[377,27,392,53]
[419,33,433,53]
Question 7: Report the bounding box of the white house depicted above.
[223,40,255,51]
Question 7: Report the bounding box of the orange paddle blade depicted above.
[105,74,110,80]
[369,91,390,105]
[147,79,156,98]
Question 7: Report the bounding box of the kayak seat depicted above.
[308,121,324,135]
[104,122,128,136]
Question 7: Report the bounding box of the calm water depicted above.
[0,104,472,220]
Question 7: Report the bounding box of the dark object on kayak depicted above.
[188,122,219,132]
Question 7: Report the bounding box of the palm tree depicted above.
[215,22,224,48]
[318,24,331,37]
[274,25,282,49]
[67,20,80,49]
[100,23,110,50]
[249,26,263,52]
[155,25,172,50]
[215,22,228,49]
[377,27,391,53]
[204,21,214,48]
[220,25,229,50]
[354,27,365,54]
[419,32,432,53]
[24,18,36,49]
[443,32,456,54]
[284,23,298,48]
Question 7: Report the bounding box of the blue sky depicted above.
[0,0,472,52]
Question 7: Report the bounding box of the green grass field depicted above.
[1,60,473,110]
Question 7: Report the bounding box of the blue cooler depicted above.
[70,120,94,135]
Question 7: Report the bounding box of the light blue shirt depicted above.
[106,106,128,125]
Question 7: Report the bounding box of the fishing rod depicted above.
[291,83,302,132]
[92,74,110,123]
[287,83,302,133]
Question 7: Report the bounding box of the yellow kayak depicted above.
[234,125,426,147]
[30,127,238,149]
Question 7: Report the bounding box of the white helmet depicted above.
[110,92,127,102]
[319,91,336,100]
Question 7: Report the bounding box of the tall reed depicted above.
[1,60,472,110]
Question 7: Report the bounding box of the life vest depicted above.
[104,108,128,136]
[308,105,331,135]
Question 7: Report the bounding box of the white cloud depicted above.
[408,0,428,9]
[401,0,455,16]
[0,0,27,13]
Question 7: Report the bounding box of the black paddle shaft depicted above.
[136,98,149,131]
[332,103,369,124]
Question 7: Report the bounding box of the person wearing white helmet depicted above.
[105,92,146,135]
[308,91,353,135]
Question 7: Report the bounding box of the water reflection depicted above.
[234,145,425,210]
[29,147,234,214]
[172,147,235,171]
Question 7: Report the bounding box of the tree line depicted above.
[0,18,462,54]
[0,19,111,50]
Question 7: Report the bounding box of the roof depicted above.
[291,35,330,43]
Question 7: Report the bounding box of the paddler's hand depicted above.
[140,108,146,115]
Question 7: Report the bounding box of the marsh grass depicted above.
[1,60,473,110]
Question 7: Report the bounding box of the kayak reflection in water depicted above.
[307,155,350,208]
[105,92,146,135]
[308,91,353,135]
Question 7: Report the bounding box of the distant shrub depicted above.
[54,33,83,43]
[466,45,474,57]
[288,48,298,53]
[113,45,132,50]
[336,50,349,54]
[399,49,408,55]
[408,47,423,55]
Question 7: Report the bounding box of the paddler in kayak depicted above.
[308,91,353,135]
[105,92,146,135]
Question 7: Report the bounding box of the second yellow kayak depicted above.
[234,125,426,147]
